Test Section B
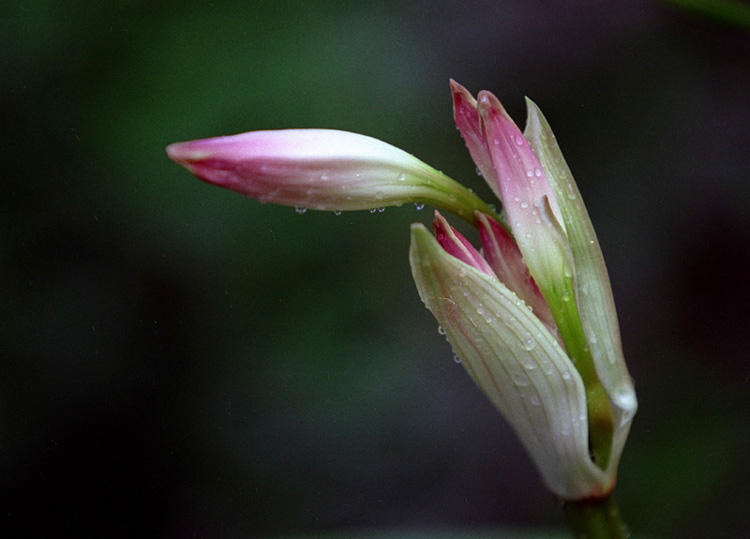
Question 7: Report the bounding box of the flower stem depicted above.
[562,494,630,539]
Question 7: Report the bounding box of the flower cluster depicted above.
[167,80,637,501]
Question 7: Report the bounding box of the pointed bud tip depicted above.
[449,78,466,95]
[166,141,209,166]
[409,222,434,248]
[477,90,508,119]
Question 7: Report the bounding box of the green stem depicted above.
[562,494,630,539]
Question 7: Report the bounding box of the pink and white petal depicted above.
[477,92,574,304]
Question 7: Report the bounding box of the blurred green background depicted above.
[3,0,750,537]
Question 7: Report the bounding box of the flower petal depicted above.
[167,129,497,225]
[523,100,637,457]
[409,223,614,499]
[450,79,497,185]
[432,211,495,276]
[475,212,557,333]
[477,92,574,308]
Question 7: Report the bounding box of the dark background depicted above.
[3,1,749,537]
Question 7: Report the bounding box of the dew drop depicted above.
[540,358,553,375]
[520,202,528,209]
[320,173,329,181]
[453,354,462,364]
[534,167,542,177]
[415,203,425,210]
[530,394,541,406]
[526,170,534,178]
[398,173,407,182]
[475,168,483,177]
[437,325,446,335]
[523,337,536,351]
[369,208,377,214]
[562,371,571,380]
[295,207,307,214]
[333,210,342,216]
[377,207,385,213]
[513,373,530,387]
[375,191,384,200]
[476,305,485,316]
[514,135,525,146]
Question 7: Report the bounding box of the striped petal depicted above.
[409,223,616,499]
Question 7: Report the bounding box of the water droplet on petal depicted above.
[526,170,534,177]
[523,337,536,351]
[333,210,342,216]
[453,354,462,364]
[398,173,407,182]
[437,325,446,335]
[530,394,541,406]
[415,203,425,210]
[514,135,525,146]
[534,168,542,177]
[295,207,307,214]
[520,202,528,209]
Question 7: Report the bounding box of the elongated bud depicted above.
[167,129,497,225]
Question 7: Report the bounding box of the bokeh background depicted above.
[3,0,750,537]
